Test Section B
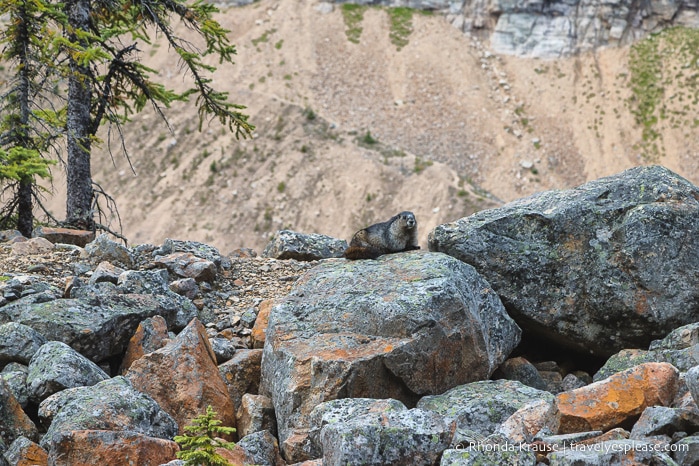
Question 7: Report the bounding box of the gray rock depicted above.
[456,0,699,58]
[262,230,347,261]
[560,373,589,392]
[685,365,699,408]
[308,398,407,458]
[493,357,547,391]
[673,434,699,465]
[320,408,453,466]
[237,430,281,466]
[209,337,236,364]
[537,431,604,449]
[0,363,26,374]
[69,281,118,299]
[0,371,28,408]
[240,307,258,328]
[595,322,699,381]
[154,238,223,268]
[1,277,58,304]
[88,261,124,284]
[417,379,554,437]
[429,166,699,357]
[117,269,197,330]
[547,439,676,465]
[154,252,217,283]
[440,444,537,465]
[169,278,199,299]
[260,252,520,460]
[84,234,133,268]
[0,322,47,367]
[651,323,699,351]
[0,293,179,362]
[219,349,263,413]
[26,341,109,403]
[630,406,699,439]
[38,376,177,449]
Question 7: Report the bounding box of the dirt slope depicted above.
[43,0,699,253]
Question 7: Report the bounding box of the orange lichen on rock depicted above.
[251,299,274,349]
[556,362,679,434]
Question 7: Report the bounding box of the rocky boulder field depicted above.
[4,165,699,465]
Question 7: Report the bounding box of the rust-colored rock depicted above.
[498,398,560,443]
[33,227,95,247]
[47,430,178,466]
[556,362,679,434]
[251,299,273,349]
[120,315,170,374]
[125,318,235,435]
[0,378,38,445]
[3,437,48,466]
[219,349,263,412]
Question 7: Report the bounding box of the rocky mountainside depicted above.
[4,166,699,465]
[39,0,699,254]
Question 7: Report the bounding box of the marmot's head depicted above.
[398,211,417,230]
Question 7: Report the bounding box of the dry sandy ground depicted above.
[41,0,699,253]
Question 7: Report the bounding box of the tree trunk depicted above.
[16,0,33,238]
[17,178,33,237]
[65,0,94,230]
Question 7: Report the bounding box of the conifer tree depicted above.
[1,0,253,233]
[0,0,61,236]
[174,405,236,466]
[59,0,254,230]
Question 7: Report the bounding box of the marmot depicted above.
[344,211,420,260]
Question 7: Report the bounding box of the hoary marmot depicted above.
[343,211,420,260]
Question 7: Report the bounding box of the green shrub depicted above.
[174,405,236,466]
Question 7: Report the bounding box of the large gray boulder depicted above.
[0,293,179,362]
[0,322,47,367]
[320,407,454,466]
[26,341,109,403]
[84,234,133,268]
[308,398,408,458]
[38,376,177,450]
[260,251,520,461]
[429,166,699,357]
[595,322,699,381]
[117,269,197,329]
[417,379,554,437]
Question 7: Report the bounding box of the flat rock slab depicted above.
[0,294,177,362]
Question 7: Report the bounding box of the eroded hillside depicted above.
[41,0,699,252]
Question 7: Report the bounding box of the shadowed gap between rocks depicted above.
[510,322,607,376]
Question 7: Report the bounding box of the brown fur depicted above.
[344,211,419,260]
